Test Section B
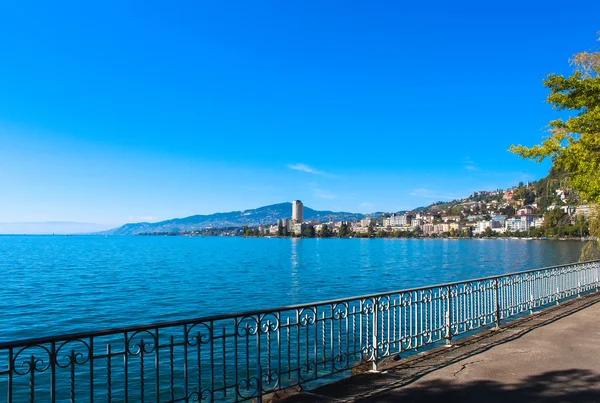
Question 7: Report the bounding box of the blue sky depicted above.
[0,1,599,231]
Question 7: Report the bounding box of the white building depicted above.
[505,216,535,232]
[361,218,376,227]
[292,200,304,223]
[383,213,412,227]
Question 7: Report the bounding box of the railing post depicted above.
[529,294,534,315]
[495,279,501,328]
[445,287,452,346]
[372,297,379,372]
[257,365,263,403]
[594,263,600,292]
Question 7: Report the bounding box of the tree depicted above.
[318,224,331,238]
[301,224,316,238]
[338,222,352,238]
[277,220,284,236]
[510,36,600,257]
[367,223,375,238]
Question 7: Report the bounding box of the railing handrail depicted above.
[2,259,598,349]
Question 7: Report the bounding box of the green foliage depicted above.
[510,40,600,204]
[317,224,331,238]
[338,222,352,238]
[367,223,375,237]
[446,205,464,217]
[498,205,515,217]
[534,170,567,211]
[483,226,494,237]
[544,208,570,229]
[301,224,316,238]
[513,185,536,205]
[510,37,600,257]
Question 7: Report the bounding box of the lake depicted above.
[0,235,584,342]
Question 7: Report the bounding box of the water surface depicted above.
[0,236,583,342]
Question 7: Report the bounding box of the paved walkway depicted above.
[277,292,600,403]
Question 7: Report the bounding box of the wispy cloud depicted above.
[130,216,161,222]
[359,202,375,211]
[313,188,337,200]
[287,163,324,175]
[463,157,478,171]
[409,188,460,200]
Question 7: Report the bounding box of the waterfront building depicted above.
[505,216,535,232]
[422,223,437,235]
[442,216,461,223]
[411,218,423,229]
[517,205,536,216]
[292,223,306,236]
[292,200,304,223]
[477,220,491,234]
[383,214,411,227]
[361,218,376,227]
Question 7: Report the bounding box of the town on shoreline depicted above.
[139,177,595,241]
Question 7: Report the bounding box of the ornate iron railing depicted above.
[1,260,599,402]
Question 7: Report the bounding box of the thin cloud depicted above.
[409,188,460,200]
[287,163,324,175]
[359,202,375,211]
[463,157,478,171]
[130,216,161,222]
[313,188,337,200]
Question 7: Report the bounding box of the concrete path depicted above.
[277,292,600,403]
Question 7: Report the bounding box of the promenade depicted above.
[279,292,600,402]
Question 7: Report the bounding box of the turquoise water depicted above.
[0,235,583,342]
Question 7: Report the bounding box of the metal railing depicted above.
[1,260,599,402]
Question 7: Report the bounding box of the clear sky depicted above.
[1,1,599,231]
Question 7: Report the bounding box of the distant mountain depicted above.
[0,222,114,235]
[101,203,365,235]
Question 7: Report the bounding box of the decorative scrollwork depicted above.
[259,313,279,334]
[362,300,375,315]
[361,344,375,361]
[261,369,280,391]
[12,345,52,376]
[56,339,91,368]
[126,330,158,355]
[298,361,316,381]
[440,287,449,300]
[332,302,349,320]
[189,388,213,402]
[298,307,316,326]
[332,352,349,371]
[378,296,390,312]
[237,376,259,400]
[377,339,390,356]
[187,322,213,346]
[422,289,432,304]
[402,293,412,307]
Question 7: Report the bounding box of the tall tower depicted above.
[292,200,304,223]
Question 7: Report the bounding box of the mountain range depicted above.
[101,203,365,235]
